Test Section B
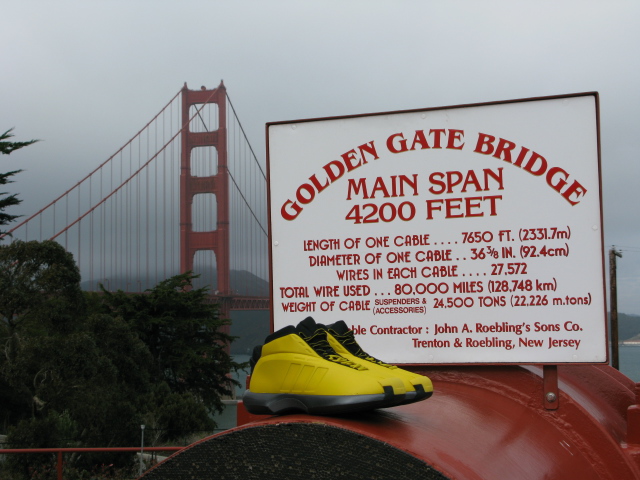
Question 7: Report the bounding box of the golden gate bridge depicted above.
[2,82,269,318]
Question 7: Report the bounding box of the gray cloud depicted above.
[2,0,639,312]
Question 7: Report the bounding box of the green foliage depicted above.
[0,129,38,155]
[0,240,84,334]
[5,410,78,475]
[99,272,243,414]
[140,383,215,446]
[0,240,85,429]
[0,128,38,235]
[0,242,242,478]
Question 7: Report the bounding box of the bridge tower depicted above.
[180,82,230,313]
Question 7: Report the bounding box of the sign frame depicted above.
[266,92,606,366]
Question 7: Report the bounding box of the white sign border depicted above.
[265,92,607,366]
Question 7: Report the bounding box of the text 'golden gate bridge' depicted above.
[3,82,269,312]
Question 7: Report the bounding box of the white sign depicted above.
[267,93,606,364]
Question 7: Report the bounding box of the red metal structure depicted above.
[144,364,640,479]
[5,85,640,479]
[3,82,269,311]
[179,83,231,316]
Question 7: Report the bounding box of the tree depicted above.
[98,273,245,415]
[0,241,240,477]
[0,240,84,336]
[0,128,37,235]
[0,241,153,475]
[2,309,154,476]
[0,240,86,428]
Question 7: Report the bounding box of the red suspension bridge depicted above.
[7,86,640,480]
[2,82,270,317]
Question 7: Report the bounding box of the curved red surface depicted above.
[236,364,640,479]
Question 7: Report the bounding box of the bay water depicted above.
[619,344,640,382]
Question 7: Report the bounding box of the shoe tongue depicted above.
[327,320,350,335]
[305,328,328,342]
[297,316,319,336]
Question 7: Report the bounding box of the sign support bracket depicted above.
[543,364,559,410]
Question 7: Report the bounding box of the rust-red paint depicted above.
[179,83,229,313]
[233,364,640,479]
[543,364,559,410]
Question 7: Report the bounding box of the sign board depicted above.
[267,93,606,364]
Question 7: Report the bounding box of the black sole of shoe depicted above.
[396,384,433,406]
[243,386,404,415]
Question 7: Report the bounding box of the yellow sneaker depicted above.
[243,324,406,415]
[310,318,433,404]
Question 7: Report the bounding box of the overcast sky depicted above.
[2,0,639,313]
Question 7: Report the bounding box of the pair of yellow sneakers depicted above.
[243,317,433,415]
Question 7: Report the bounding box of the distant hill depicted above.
[80,269,269,297]
[229,310,271,357]
[613,312,640,341]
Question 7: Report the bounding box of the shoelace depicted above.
[301,330,367,370]
[332,330,398,370]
